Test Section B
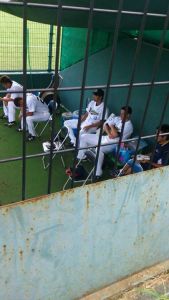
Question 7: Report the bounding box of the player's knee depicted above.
[26,116,33,123]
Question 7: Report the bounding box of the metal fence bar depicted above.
[47,0,62,194]
[92,0,124,180]
[115,0,150,168]
[0,1,168,18]
[48,25,54,72]
[22,0,27,200]
[1,80,169,95]
[1,133,169,165]
[71,0,95,188]
[131,4,169,171]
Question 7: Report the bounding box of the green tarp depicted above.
[60,28,112,69]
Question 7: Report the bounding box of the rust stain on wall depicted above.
[3,245,7,255]
[86,191,90,210]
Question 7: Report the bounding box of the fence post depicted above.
[48,25,54,72]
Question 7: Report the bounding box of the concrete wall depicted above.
[0,166,169,300]
[60,37,169,136]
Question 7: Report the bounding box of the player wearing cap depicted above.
[0,75,23,126]
[14,93,50,141]
[77,106,133,178]
[64,88,109,146]
[121,123,169,176]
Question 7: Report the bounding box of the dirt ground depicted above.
[108,272,169,300]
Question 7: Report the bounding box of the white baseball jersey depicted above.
[105,115,133,142]
[7,80,23,100]
[85,100,108,125]
[26,93,49,114]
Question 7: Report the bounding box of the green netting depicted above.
[60,28,112,70]
[0,11,57,71]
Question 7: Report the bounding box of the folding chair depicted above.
[35,72,63,137]
[42,128,67,170]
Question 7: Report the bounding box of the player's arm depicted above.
[103,123,111,135]
[108,125,119,139]
[81,111,88,122]
[83,120,103,130]
[26,112,34,116]
[0,93,11,101]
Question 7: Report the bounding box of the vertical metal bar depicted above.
[115,0,150,167]
[92,0,124,180]
[131,5,169,170]
[47,1,62,194]
[71,0,95,188]
[48,25,54,72]
[22,0,27,200]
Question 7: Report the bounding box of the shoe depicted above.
[0,114,8,120]
[5,121,16,127]
[27,134,36,141]
[110,168,119,178]
[67,141,75,148]
[16,127,23,132]
[95,176,102,182]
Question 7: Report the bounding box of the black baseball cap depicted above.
[93,88,104,98]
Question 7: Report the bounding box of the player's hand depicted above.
[83,125,92,131]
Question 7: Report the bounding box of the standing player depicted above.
[14,93,50,141]
[0,75,23,126]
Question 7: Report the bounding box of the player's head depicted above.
[14,97,23,108]
[120,106,132,122]
[0,75,13,89]
[157,124,169,143]
[93,89,104,103]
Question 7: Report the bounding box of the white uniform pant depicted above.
[64,119,97,145]
[3,101,17,122]
[21,112,50,136]
[77,134,119,176]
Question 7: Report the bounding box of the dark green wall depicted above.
[60,37,169,136]
[0,72,52,91]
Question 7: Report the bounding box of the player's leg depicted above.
[2,101,8,118]
[95,143,116,177]
[26,112,50,138]
[7,101,17,123]
[77,133,99,160]
[64,119,78,145]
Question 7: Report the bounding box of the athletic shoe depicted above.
[16,127,23,132]
[27,134,36,141]
[95,176,102,182]
[5,121,16,127]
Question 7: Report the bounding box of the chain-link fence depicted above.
[0,11,57,71]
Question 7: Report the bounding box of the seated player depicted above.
[14,93,50,141]
[64,89,108,146]
[77,106,133,178]
[0,75,23,126]
[120,123,169,175]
